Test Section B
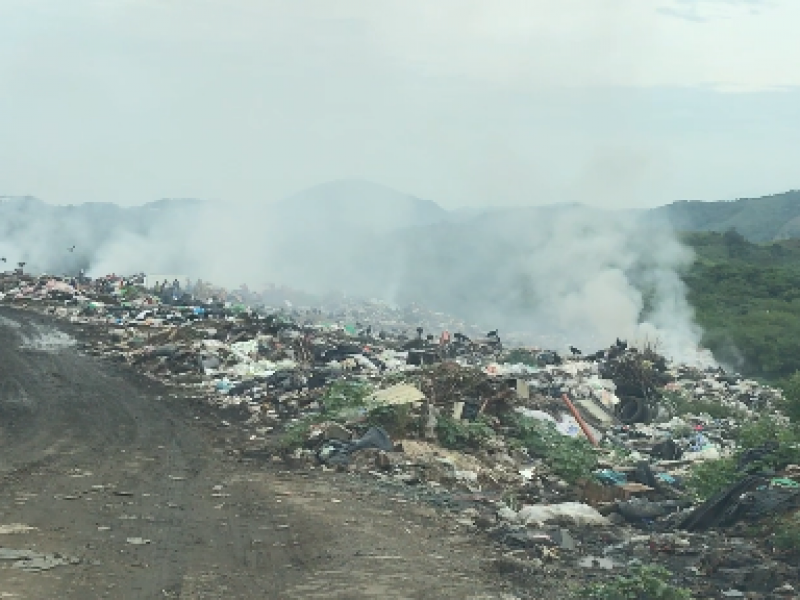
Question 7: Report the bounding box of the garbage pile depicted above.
[2,270,799,597]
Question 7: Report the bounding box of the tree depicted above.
[723,227,748,258]
[781,372,800,423]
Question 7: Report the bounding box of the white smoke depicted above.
[1,187,710,365]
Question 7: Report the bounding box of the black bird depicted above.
[0,257,5,263]
[68,245,76,252]
[569,346,581,356]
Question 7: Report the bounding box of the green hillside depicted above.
[650,190,800,242]
[682,231,800,380]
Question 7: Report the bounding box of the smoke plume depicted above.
[0,183,707,363]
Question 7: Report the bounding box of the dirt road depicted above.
[0,308,518,599]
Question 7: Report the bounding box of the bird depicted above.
[569,346,581,356]
[68,245,76,252]
[0,257,5,263]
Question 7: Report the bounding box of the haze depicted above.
[2,0,799,210]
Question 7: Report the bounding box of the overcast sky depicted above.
[1,0,798,209]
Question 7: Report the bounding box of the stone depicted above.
[320,422,352,442]
[550,528,576,551]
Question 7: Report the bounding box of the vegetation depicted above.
[436,415,496,449]
[772,512,800,555]
[577,565,693,600]
[684,456,739,501]
[780,371,800,422]
[660,389,746,421]
[504,414,598,483]
[277,380,373,451]
[681,231,800,380]
[685,413,800,500]
[502,348,539,367]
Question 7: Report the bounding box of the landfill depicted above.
[2,269,800,598]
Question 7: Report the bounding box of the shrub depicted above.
[276,380,373,451]
[685,415,800,499]
[662,390,746,420]
[780,371,800,422]
[505,414,598,483]
[685,457,738,501]
[772,512,800,555]
[436,415,495,449]
[577,565,693,600]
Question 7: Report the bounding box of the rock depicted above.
[460,508,480,519]
[126,537,151,545]
[516,502,609,527]
[493,452,516,467]
[375,451,393,471]
[497,506,517,522]
[550,528,576,551]
[474,514,497,529]
[606,513,626,526]
[577,556,616,570]
[491,555,542,574]
[320,422,352,442]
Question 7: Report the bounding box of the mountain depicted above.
[274,180,449,234]
[645,190,800,242]
[6,183,800,287]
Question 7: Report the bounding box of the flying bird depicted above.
[569,346,581,356]
[0,257,6,263]
[68,245,76,252]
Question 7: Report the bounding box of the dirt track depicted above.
[0,308,517,599]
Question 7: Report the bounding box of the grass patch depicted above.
[505,414,598,483]
[436,415,495,449]
[684,457,739,501]
[772,512,800,555]
[661,390,746,420]
[577,565,693,600]
[502,348,539,367]
[685,415,800,499]
[367,404,416,438]
[276,380,373,452]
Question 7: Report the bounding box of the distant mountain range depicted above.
[269,183,800,243]
[643,190,800,243]
[5,182,800,244]
[4,180,800,343]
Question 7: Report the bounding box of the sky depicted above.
[1,0,799,210]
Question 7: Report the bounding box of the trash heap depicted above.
[2,270,800,597]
